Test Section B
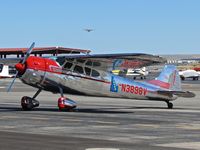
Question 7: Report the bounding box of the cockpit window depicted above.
[93,62,101,67]
[85,60,101,67]
[56,57,65,65]
[91,69,100,77]
[77,59,86,63]
[74,65,84,74]
[85,67,91,76]
[63,62,73,70]
[67,58,75,62]
[85,60,92,66]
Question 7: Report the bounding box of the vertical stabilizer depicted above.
[156,65,181,91]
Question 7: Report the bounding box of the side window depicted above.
[63,62,73,70]
[74,65,84,74]
[85,67,91,76]
[91,69,100,77]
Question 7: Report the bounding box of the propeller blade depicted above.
[22,42,35,64]
[7,71,18,92]
[7,42,35,92]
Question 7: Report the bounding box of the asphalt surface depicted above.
[0,78,200,150]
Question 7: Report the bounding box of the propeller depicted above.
[7,42,35,92]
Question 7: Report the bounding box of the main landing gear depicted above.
[166,101,173,109]
[21,88,41,111]
[21,96,40,110]
[20,87,77,111]
[57,87,77,111]
[58,97,77,111]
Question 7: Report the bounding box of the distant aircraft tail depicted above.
[148,65,195,98]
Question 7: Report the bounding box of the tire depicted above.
[167,102,173,109]
[181,76,185,80]
[21,96,34,111]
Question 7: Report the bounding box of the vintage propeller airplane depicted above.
[6,42,195,111]
[84,28,94,32]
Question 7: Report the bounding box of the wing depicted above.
[54,53,166,72]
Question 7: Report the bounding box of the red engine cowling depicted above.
[15,56,62,75]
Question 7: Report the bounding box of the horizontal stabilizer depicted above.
[158,91,195,98]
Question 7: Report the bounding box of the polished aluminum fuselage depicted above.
[20,68,177,101]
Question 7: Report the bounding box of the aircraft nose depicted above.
[15,63,25,74]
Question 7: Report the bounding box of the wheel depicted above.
[140,77,143,80]
[133,77,136,80]
[21,96,33,111]
[192,77,199,80]
[167,102,173,109]
[181,76,185,80]
[21,96,39,111]
[58,97,77,111]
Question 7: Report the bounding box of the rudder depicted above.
[156,65,181,91]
